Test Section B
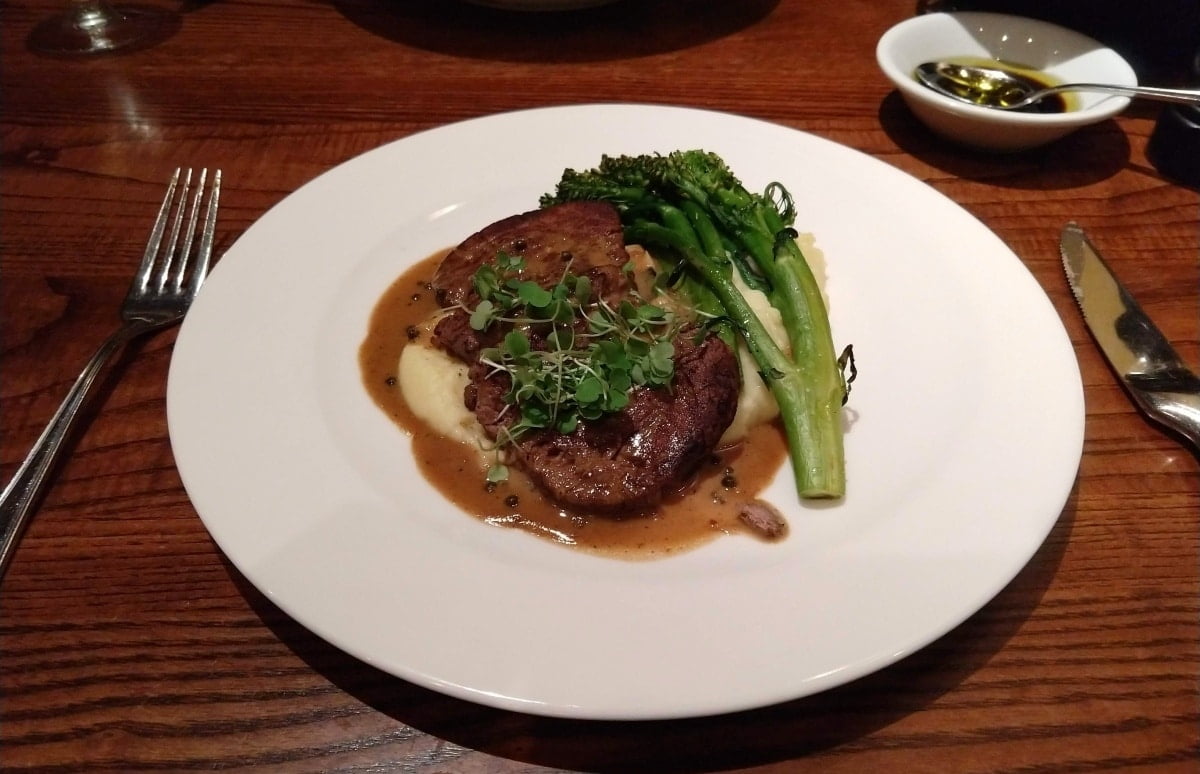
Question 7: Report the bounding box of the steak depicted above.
[432,200,631,363]
[467,332,740,513]
[432,202,741,514]
[432,200,629,308]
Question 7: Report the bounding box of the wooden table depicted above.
[3,1,1198,770]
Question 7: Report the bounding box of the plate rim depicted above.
[167,103,1084,720]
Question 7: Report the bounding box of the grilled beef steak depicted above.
[432,200,629,308]
[466,332,739,512]
[432,200,631,363]
[432,202,741,514]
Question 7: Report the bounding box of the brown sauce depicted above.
[358,251,790,559]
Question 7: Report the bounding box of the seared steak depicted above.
[432,200,629,308]
[467,332,739,513]
[432,202,741,514]
[432,200,631,362]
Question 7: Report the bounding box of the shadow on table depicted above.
[323,0,780,63]
[233,489,1077,773]
[876,91,1137,190]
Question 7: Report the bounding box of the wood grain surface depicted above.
[2,0,1198,771]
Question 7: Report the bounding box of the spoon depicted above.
[915,61,1200,111]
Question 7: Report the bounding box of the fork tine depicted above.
[134,168,182,294]
[169,168,208,291]
[186,169,221,296]
[156,167,194,290]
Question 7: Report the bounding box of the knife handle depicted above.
[1134,389,1200,456]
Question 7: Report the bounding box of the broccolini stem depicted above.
[626,221,845,498]
[726,204,843,415]
[629,202,734,351]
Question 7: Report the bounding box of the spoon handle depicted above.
[1048,83,1200,107]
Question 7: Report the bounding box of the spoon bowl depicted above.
[915,61,1200,112]
[877,12,1138,151]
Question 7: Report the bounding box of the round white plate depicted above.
[167,104,1083,720]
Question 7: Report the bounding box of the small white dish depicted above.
[876,11,1138,151]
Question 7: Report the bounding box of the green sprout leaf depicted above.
[575,376,604,404]
[503,329,531,357]
[515,281,553,308]
[469,299,496,331]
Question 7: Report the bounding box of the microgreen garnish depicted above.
[465,252,679,481]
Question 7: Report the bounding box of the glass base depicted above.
[29,3,176,55]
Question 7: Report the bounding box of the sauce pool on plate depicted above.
[359,251,790,559]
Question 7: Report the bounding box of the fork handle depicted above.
[0,320,153,580]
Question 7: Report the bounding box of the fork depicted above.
[0,168,221,580]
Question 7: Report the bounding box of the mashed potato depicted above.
[720,273,785,445]
[398,239,825,451]
[723,233,827,444]
[398,336,488,450]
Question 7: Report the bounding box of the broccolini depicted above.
[541,150,852,499]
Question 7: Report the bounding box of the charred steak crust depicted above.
[431,202,741,514]
[431,200,629,308]
[432,200,631,363]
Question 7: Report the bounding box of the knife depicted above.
[1060,222,1200,454]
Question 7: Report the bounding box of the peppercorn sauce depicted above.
[359,251,789,559]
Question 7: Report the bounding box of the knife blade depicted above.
[1060,222,1200,453]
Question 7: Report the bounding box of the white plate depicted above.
[167,104,1083,720]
